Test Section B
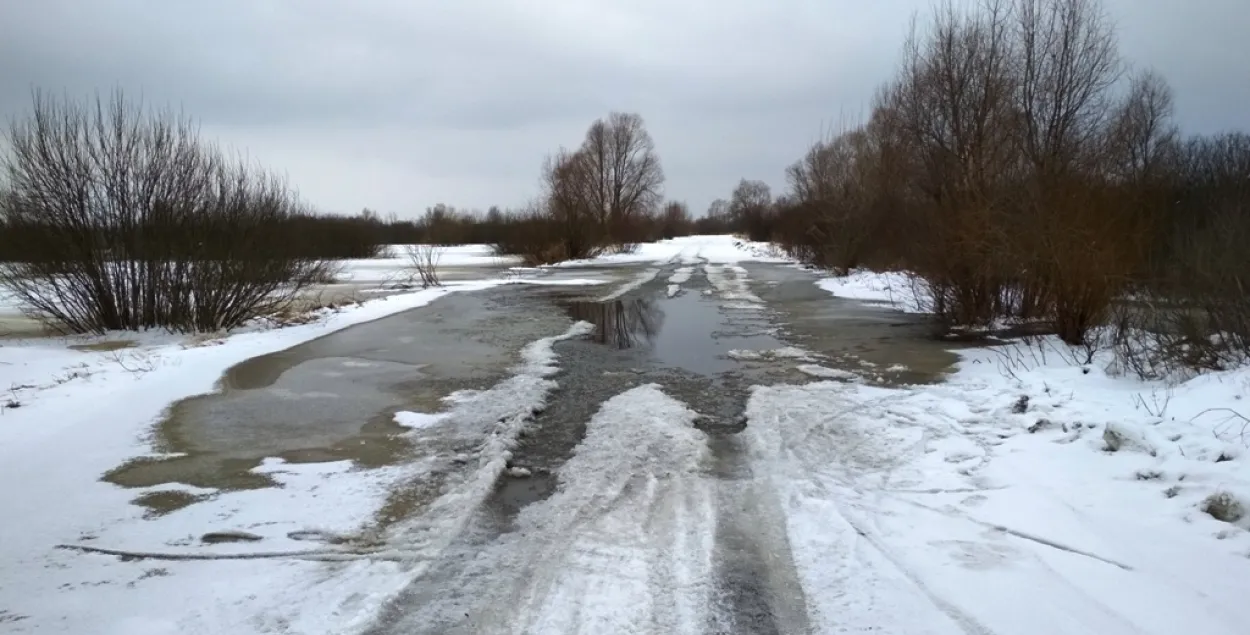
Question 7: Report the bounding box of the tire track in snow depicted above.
[696,263,813,634]
[365,384,718,635]
[743,383,998,635]
[368,261,817,634]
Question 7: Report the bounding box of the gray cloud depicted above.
[2,0,1247,216]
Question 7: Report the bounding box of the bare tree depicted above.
[1012,0,1123,175]
[728,179,774,241]
[578,112,665,247]
[886,0,1021,325]
[542,148,603,261]
[782,129,885,274]
[1106,68,1178,184]
[657,201,692,239]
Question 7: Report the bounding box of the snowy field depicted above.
[2,234,1249,634]
[332,244,520,287]
[759,266,1250,632]
[748,341,1250,633]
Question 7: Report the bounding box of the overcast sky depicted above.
[1,0,1247,218]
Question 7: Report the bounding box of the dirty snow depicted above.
[666,266,695,298]
[597,267,661,301]
[703,263,763,308]
[727,346,814,361]
[795,364,859,380]
[368,383,716,633]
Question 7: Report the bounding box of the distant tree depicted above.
[729,179,774,241]
[657,201,693,239]
[706,198,730,221]
[486,206,503,225]
[577,112,665,247]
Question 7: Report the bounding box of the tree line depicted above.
[0,89,712,334]
[711,0,1250,376]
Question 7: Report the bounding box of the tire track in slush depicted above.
[365,262,811,634]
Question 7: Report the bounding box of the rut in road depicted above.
[363,263,813,634]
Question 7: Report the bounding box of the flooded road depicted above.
[365,261,962,635]
[102,255,963,633]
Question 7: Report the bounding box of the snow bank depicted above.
[816,269,921,313]
[745,337,1250,634]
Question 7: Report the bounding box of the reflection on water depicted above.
[566,298,663,349]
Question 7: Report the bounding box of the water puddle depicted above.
[493,472,558,519]
[103,286,573,515]
[563,287,788,376]
[131,490,215,518]
[565,298,661,349]
[744,264,967,385]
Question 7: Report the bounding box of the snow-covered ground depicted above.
[555,235,788,268]
[6,235,1249,634]
[334,244,520,287]
[0,272,601,634]
[816,268,922,313]
[746,270,1250,633]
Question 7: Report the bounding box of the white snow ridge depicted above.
[372,384,716,634]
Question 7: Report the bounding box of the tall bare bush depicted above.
[887,0,1019,327]
[0,90,330,334]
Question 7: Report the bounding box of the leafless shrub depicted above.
[405,243,444,287]
[778,127,892,274]
[0,90,332,334]
[756,0,1207,356]
[656,201,693,240]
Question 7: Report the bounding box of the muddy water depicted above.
[103,284,582,513]
[746,263,966,385]
[365,261,977,634]
[502,264,963,633]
